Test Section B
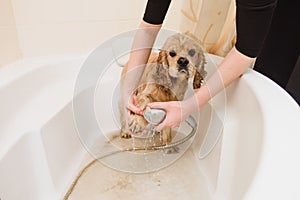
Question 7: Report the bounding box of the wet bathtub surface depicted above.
[66,149,210,200]
[1,54,300,200]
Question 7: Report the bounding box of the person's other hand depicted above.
[147,101,189,131]
[122,93,143,133]
[125,93,143,116]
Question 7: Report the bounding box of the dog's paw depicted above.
[120,130,131,139]
[129,115,147,135]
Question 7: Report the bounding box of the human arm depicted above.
[148,47,255,131]
[122,21,162,115]
[148,0,278,131]
[122,0,172,115]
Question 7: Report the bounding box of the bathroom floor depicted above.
[65,149,210,200]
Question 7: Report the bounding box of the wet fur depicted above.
[119,33,206,146]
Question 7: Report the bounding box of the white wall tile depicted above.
[17,20,140,57]
[42,0,85,23]
[11,0,147,26]
[11,0,44,26]
[0,0,16,27]
[17,23,87,57]
[8,0,184,59]
[83,0,146,21]
[0,28,22,66]
[0,0,22,67]
[80,20,140,52]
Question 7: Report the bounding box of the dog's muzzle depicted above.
[177,57,189,74]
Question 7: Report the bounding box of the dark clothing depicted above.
[142,0,300,104]
[285,55,300,104]
[235,0,277,58]
[254,0,300,90]
[143,0,172,25]
[143,0,277,58]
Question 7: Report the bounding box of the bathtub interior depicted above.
[0,131,56,200]
[0,55,265,200]
[0,57,84,158]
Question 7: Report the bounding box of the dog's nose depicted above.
[177,57,189,67]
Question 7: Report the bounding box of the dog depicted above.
[119,33,206,146]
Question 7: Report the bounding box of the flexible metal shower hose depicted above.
[63,115,197,199]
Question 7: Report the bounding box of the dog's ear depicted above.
[157,50,169,66]
[193,53,207,89]
[193,70,204,89]
[154,50,172,88]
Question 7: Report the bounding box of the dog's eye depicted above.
[169,51,177,57]
[188,49,195,57]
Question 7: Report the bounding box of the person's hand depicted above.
[125,92,143,115]
[121,92,143,133]
[147,101,190,131]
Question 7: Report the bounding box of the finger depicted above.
[132,94,138,103]
[127,103,143,115]
[147,102,165,109]
[155,119,167,132]
[125,109,131,120]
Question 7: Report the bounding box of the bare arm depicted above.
[131,0,276,130]
[184,47,254,113]
[122,21,161,114]
[149,47,255,131]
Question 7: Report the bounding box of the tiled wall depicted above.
[0,0,22,67]
[0,0,184,66]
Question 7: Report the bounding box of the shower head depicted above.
[143,107,166,126]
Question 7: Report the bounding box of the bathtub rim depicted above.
[239,69,300,200]
[1,54,300,199]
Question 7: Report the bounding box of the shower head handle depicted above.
[143,107,166,126]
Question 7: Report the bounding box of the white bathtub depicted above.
[0,54,300,200]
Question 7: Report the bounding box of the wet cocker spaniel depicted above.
[120,33,206,146]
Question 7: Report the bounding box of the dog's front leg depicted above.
[127,85,155,135]
[119,100,132,139]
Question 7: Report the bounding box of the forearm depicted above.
[183,47,255,114]
[122,21,162,96]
